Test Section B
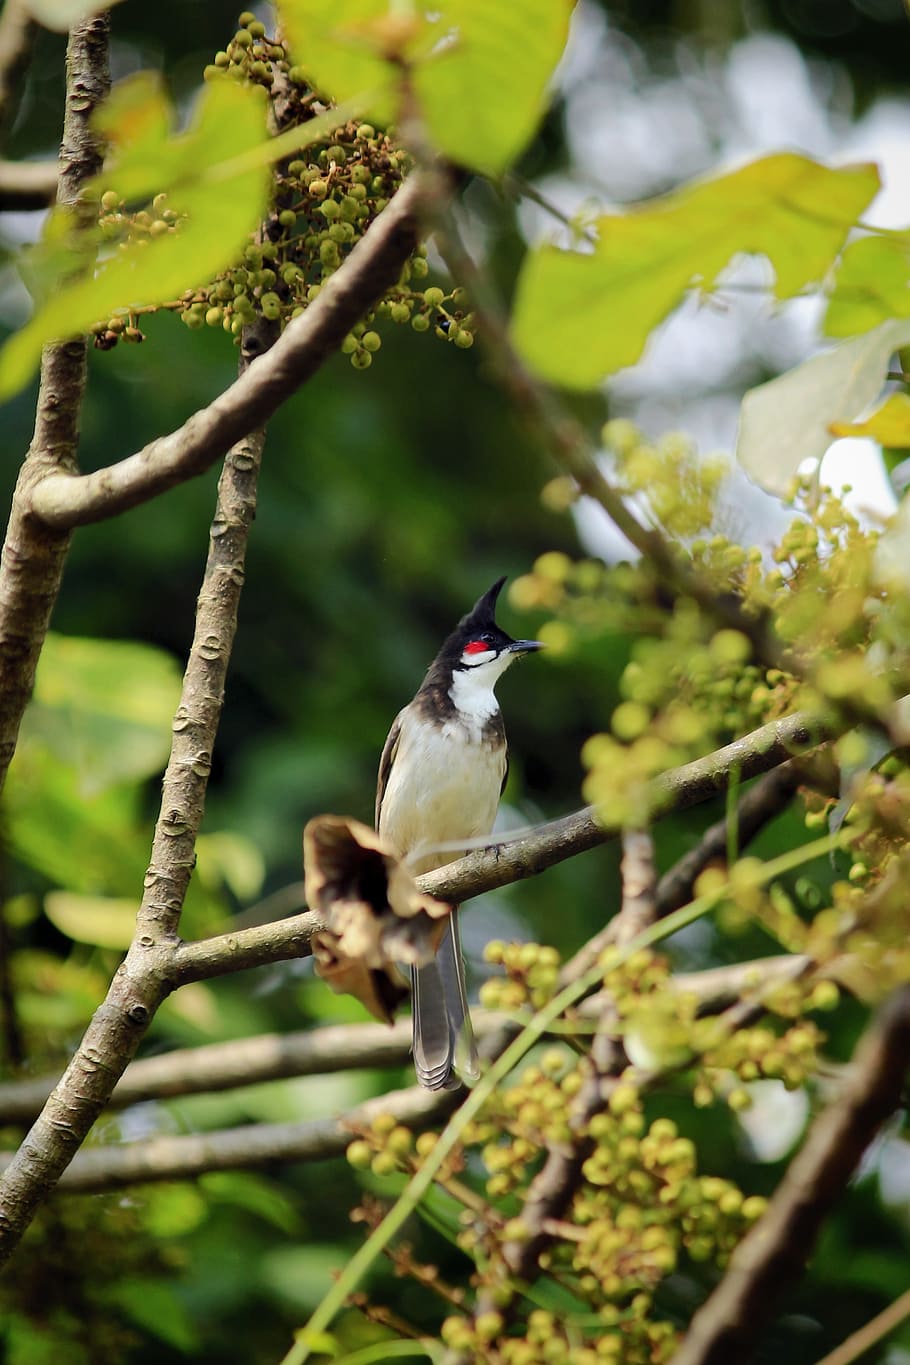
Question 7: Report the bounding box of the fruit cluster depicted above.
[92,13,477,365]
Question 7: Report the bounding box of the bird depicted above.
[375,577,542,1090]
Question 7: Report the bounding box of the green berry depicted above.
[390,302,410,323]
[248,20,266,37]
[288,65,308,84]
[411,313,430,332]
[205,307,222,327]
[351,349,372,369]
[278,209,296,228]
[454,329,475,349]
[233,29,253,48]
[423,286,445,308]
[238,10,255,25]
[361,330,381,353]
[260,292,281,320]
[346,1139,372,1169]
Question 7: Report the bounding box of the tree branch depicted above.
[157,709,835,991]
[0,1083,459,1193]
[0,159,58,209]
[0,13,109,798]
[28,169,436,530]
[655,762,800,917]
[813,1286,910,1365]
[0,959,805,1125]
[672,986,910,1365]
[0,334,271,1264]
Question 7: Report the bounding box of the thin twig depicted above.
[672,986,910,1365]
[812,1286,910,1365]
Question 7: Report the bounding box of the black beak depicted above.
[508,640,544,655]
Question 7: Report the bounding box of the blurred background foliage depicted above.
[2,2,910,1363]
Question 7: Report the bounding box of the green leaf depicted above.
[44,891,136,949]
[21,632,181,795]
[103,1278,200,1352]
[824,235,910,337]
[512,154,880,390]
[196,831,266,901]
[280,0,571,176]
[736,318,910,495]
[413,0,572,177]
[0,74,270,401]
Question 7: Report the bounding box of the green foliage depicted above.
[825,235,910,337]
[511,155,880,390]
[0,74,271,398]
[280,0,571,176]
[5,7,910,1365]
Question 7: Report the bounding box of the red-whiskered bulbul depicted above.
[375,577,542,1090]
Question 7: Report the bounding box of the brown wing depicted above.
[375,711,402,830]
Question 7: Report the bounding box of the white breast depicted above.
[378,706,506,876]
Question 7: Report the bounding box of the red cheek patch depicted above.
[464,640,491,655]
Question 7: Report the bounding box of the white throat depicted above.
[448,655,512,726]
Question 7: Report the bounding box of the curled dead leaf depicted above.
[304,815,451,1023]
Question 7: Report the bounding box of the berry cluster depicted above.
[91,13,477,365]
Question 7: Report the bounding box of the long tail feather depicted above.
[411,910,478,1091]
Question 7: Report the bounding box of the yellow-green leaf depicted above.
[824,235,910,338]
[280,0,571,176]
[830,391,910,446]
[44,891,137,949]
[414,0,573,177]
[0,74,270,401]
[512,154,880,390]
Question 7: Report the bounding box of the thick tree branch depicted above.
[0,1083,458,1193]
[0,14,109,798]
[672,986,910,1365]
[28,170,435,529]
[420,709,833,905]
[0,159,58,209]
[0,336,270,1263]
[157,709,835,990]
[0,960,804,1125]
